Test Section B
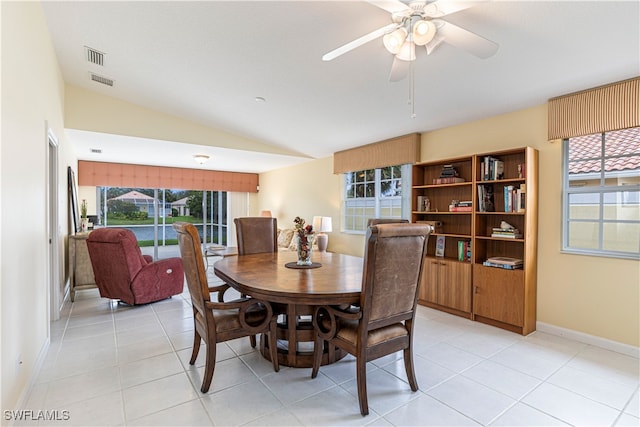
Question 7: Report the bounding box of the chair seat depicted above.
[323,317,408,347]
[198,305,270,333]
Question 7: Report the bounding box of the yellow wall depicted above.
[258,105,639,347]
[1,1,75,412]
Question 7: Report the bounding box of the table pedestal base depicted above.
[259,304,347,368]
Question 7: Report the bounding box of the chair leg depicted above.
[356,355,369,416]
[268,317,279,372]
[249,334,257,348]
[189,330,201,365]
[200,341,217,393]
[311,335,323,379]
[403,347,419,392]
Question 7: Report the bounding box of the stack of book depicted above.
[491,227,523,239]
[449,200,473,212]
[433,165,465,184]
[483,256,523,270]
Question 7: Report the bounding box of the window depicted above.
[563,127,640,259]
[343,164,411,233]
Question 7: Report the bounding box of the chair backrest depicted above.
[360,223,430,327]
[234,217,278,255]
[173,222,210,318]
[366,218,409,227]
[86,228,148,301]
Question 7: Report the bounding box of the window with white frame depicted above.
[563,127,640,259]
[343,164,411,233]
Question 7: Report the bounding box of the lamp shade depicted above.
[396,40,416,61]
[383,27,407,54]
[413,20,436,46]
[259,210,272,217]
[312,216,333,233]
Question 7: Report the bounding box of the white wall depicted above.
[1,1,74,412]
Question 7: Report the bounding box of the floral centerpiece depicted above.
[294,216,314,265]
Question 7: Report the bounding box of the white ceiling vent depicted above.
[90,148,102,154]
[89,73,114,87]
[85,46,105,66]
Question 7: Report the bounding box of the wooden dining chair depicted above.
[311,223,431,416]
[173,222,279,393]
[234,217,278,255]
[233,216,283,348]
[366,218,409,226]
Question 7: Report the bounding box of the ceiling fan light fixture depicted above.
[396,40,416,61]
[383,27,407,54]
[413,20,436,46]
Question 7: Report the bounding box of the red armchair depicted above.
[86,228,184,305]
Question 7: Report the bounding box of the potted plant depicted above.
[80,199,89,232]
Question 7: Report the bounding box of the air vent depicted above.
[85,46,105,66]
[90,73,114,87]
[90,148,102,154]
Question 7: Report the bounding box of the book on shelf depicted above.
[435,235,445,257]
[517,184,526,213]
[481,156,505,181]
[433,177,465,184]
[439,164,459,178]
[486,256,523,266]
[483,261,523,270]
[449,200,473,212]
[491,232,523,239]
[477,184,495,212]
[457,240,471,262]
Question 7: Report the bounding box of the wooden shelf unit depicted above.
[412,147,538,335]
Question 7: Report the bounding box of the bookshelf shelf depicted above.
[412,147,538,335]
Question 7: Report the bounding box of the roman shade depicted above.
[78,161,258,192]
[548,77,640,141]
[333,133,420,174]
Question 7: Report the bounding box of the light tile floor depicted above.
[19,260,640,426]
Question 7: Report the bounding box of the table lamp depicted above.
[312,216,332,252]
[260,210,272,217]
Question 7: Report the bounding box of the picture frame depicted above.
[68,166,80,234]
[435,235,445,257]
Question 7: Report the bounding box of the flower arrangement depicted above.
[294,216,314,265]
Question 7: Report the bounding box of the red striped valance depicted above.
[78,161,259,193]
[548,77,640,140]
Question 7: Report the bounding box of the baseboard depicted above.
[536,321,639,358]
[9,337,50,426]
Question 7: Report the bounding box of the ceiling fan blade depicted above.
[388,56,409,82]
[322,23,400,61]
[424,34,445,55]
[423,0,488,18]
[366,0,411,15]
[435,20,498,59]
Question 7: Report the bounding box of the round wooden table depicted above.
[214,251,362,368]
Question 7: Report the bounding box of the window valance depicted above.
[333,133,420,174]
[548,77,639,140]
[78,161,259,193]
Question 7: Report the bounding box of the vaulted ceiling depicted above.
[42,1,639,173]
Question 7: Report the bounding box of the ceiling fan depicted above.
[322,0,499,81]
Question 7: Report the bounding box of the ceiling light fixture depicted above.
[193,154,210,165]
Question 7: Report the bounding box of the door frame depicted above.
[46,126,61,321]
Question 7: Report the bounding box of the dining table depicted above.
[214,250,363,368]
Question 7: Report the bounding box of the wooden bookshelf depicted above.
[413,147,538,335]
